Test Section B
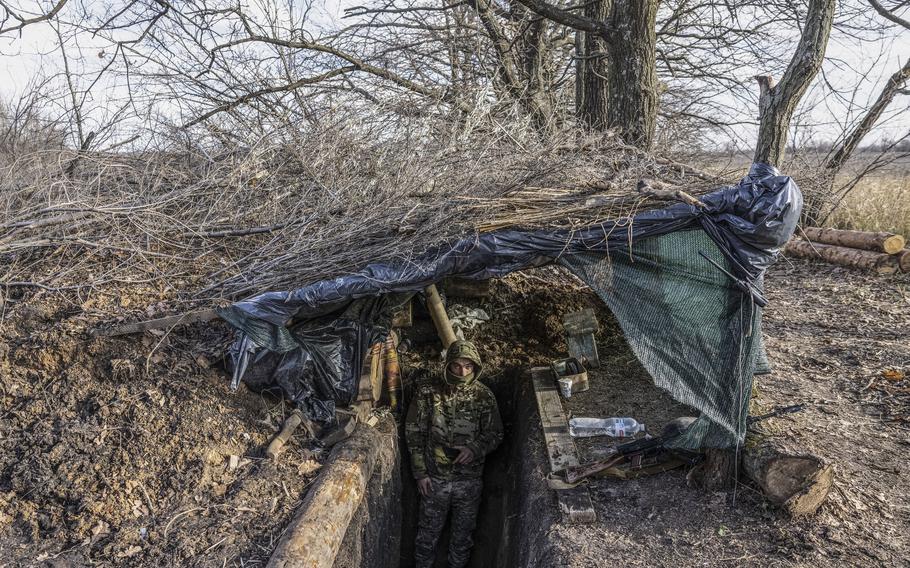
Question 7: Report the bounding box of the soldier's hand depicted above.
[453,446,475,465]
[417,477,432,496]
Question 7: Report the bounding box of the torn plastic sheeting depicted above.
[697,162,802,278]
[219,163,798,338]
[450,305,491,340]
[229,318,376,423]
[219,162,801,428]
[225,294,408,423]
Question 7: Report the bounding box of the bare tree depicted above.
[753,0,837,167]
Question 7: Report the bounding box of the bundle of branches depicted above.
[1,111,726,314]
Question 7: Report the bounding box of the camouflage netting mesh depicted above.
[560,229,764,449]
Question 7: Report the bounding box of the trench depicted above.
[333,366,552,568]
[325,279,599,568]
[401,367,545,568]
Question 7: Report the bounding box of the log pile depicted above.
[785,227,909,274]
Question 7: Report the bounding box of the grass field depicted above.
[828,167,910,236]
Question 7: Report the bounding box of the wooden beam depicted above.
[267,421,388,568]
[424,284,457,348]
[530,367,596,524]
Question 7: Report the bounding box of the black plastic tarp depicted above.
[219,162,801,426]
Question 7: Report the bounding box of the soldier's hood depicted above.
[445,340,483,385]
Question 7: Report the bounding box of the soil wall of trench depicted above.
[330,369,558,568]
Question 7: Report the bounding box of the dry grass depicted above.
[827,169,910,237]
[690,151,910,238]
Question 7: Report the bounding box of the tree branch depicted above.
[184,66,358,127]
[510,0,613,36]
[867,0,910,29]
[208,19,464,110]
[0,0,69,35]
[825,57,910,173]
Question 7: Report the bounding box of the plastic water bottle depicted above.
[569,417,645,438]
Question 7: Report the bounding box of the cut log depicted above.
[899,249,910,273]
[267,421,387,568]
[785,240,900,274]
[699,449,737,491]
[742,431,833,516]
[802,227,905,254]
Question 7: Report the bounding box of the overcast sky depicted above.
[1,0,907,151]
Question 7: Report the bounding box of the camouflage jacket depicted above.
[405,375,503,481]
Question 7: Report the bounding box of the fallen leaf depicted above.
[117,545,142,558]
[881,369,905,382]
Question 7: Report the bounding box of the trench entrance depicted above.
[390,272,595,568]
[376,269,701,568]
[395,366,536,568]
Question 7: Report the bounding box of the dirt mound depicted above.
[0,294,321,566]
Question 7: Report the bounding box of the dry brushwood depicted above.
[0,117,728,314]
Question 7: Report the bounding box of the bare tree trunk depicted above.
[575,0,656,150]
[577,0,611,131]
[825,58,910,174]
[574,29,585,117]
[606,0,658,150]
[753,0,836,166]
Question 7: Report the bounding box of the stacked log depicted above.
[801,227,905,254]
[785,227,909,274]
[899,249,910,273]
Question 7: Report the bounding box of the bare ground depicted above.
[0,297,325,567]
[0,259,908,567]
[525,259,910,568]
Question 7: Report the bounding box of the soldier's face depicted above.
[448,358,475,377]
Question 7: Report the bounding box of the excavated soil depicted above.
[0,296,324,567]
[1,259,908,567]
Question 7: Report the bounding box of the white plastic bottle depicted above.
[568,417,645,438]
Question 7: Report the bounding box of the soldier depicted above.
[405,340,503,568]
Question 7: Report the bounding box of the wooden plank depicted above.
[566,333,600,369]
[563,309,600,368]
[562,308,599,335]
[556,487,598,524]
[91,309,219,337]
[530,367,596,524]
[390,299,413,327]
[532,368,579,471]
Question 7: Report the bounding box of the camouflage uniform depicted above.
[405,340,503,568]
